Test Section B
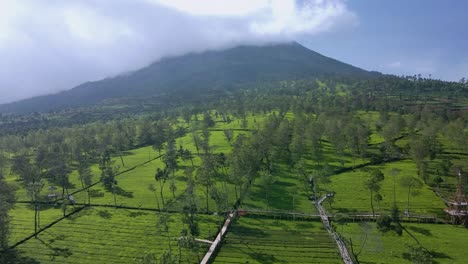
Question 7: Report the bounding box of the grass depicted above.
[242,161,318,214]
[9,203,65,245]
[213,216,341,263]
[336,222,468,264]
[324,160,446,216]
[14,207,222,264]
[6,110,468,263]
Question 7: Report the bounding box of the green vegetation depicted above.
[338,222,468,264]
[214,216,341,263]
[14,208,221,263]
[0,54,467,263]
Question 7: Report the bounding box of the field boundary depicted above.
[6,206,87,251]
[58,153,164,202]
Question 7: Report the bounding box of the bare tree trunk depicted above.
[407,186,411,216]
[113,185,117,208]
[34,201,38,238]
[119,153,125,167]
[206,185,209,213]
[159,181,165,206]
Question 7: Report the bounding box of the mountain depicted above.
[0,42,380,113]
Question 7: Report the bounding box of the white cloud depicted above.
[386,61,402,69]
[0,0,356,104]
[150,0,268,16]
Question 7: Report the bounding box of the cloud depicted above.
[0,0,356,104]
[386,61,402,69]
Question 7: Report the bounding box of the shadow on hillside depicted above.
[407,226,432,236]
[128,211,149,218]
[430,250,452,261]
[248,252,276,264]
[233,226,269,238]
[37,237,73,259]
[97,210,112,219]
[248,182,294,211]
[89,189,105,197]
[0,249,41,264]
[333,207,359,213]
[114,186,134,198]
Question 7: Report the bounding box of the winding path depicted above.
[314,196,354,264]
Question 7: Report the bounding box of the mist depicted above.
[0,0,355,104]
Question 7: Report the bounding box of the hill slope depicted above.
[0,42,379,113]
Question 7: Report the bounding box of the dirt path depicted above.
[200,210,237,264]
[314,196,354,264]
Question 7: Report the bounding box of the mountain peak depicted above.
[0,43,379,113]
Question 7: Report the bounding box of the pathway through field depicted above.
[315,196,354,264]
[200,210,237,264]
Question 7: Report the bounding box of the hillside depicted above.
[0,42,379,113]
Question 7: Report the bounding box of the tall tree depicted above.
[24,164,44,237]
[182,178,199,237]
[99,149,119,207]
[364,169,384,217]
[258,170,276,209]
[400,175,423,216]
[0,173,15,252]
[78,155,93,205]
[155,167,168,206]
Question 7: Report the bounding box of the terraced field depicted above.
[337,222,468,264]
[14,207,222,263]
[213,216,341,263]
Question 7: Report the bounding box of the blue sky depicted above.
[299,0,468,80]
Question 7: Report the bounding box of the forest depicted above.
[0,75,467,264]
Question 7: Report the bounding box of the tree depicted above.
[197,154,216,213]
[209,185,228,213]
[364,169,384,217]
[159,247,177,264]
[78,155,93,205]
[307,120,324,165]
[399,175,423,216]
[409,138,428,179]
[24,166,44,237]
[0,173,15,252]
[203,111,215,128]
[155,167,168,206]
[152,125,166,156]
[273,118,291,160]
[290,114,307,164]
[0,151,6,175]
[182,186,199,237]
[10,153,29,180]
[148,184,160,210]
[181,149,194,167]
[258,170,276,209]
[99,149,119,207]
[223,129,234,143]
[136,253,156,264]
[405,244,433,264]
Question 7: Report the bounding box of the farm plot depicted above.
[9,203,66,245]
[14,207,223,263]
[213,216,341,263]
[241,162,318,214]
[337,222,468,264]
[324,160,446,216]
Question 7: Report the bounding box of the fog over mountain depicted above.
[0,0,356,104]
